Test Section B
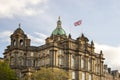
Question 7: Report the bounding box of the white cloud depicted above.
[34,32,47,39]
[0,31,12,43]
[0,0,48,18]
[95,43,120,70]
[27,32,47,46]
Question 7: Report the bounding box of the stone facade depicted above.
[0,57,4,62]
[3,17,120,80]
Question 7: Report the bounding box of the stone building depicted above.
[0,57,3,62]
[3,17,120,80]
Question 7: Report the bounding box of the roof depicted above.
[52,28,66,36]
[14,27,24,34]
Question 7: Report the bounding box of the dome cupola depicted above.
[14,24,24,34]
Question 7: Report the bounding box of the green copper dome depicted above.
[52,28,66,35]
[52,17,66,36]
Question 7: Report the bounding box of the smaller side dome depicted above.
[14,24,24,34]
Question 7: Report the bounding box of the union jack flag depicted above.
[74,20,82,26]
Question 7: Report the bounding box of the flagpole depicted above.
[81,20,83,35]
[69,25,72,35]
[74,20,82,36]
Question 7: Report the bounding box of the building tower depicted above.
[4,24,31,79]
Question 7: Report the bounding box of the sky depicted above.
[0,0,120,71]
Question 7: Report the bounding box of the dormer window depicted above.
[20,39,24,46]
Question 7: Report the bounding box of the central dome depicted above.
[51,17,66,36]
[52,27,66,36]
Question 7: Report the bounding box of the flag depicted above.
[74,20,82,26]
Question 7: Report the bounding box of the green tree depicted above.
[0,61,18,80]
[31,67,69,80]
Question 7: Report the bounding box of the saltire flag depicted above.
[74,20,82,26]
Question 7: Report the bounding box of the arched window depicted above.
[72,71,75,80]
[81,58,84,68]
[13,39,16,46]
[20,39,23,46]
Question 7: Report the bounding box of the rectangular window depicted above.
[59,58,62,65]
[59,50,62,54]
[72,71,75,80]
[26,59,34,67]
[31,52,34,56]
[71,57,75,68]
[82,73,85,80]
[37,59,40,67]
[89,74,92,80]
[88,59,91,71]
[81,58,84,69]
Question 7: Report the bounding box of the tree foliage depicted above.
[32,67,69,80]
[0,61,18,80]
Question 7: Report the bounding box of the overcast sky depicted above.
[0,0,120,71]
